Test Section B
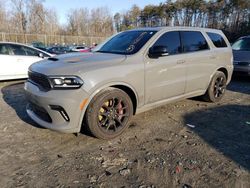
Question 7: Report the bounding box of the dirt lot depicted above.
[0,76,249,188]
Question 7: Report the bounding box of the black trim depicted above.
[50,105,70,122]
[28,102,52,123]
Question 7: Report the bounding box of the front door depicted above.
[145,31,186,104]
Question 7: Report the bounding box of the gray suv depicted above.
[24,27,233,139]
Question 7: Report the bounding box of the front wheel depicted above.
[84,88,133,139]
[203,71,227,102]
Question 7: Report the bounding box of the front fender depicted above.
[76,81,139,131]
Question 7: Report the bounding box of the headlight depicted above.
[48,76,83,89]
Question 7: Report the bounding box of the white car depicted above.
[0,42,52,81]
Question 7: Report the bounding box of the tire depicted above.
[203,71,227,102]
[84,87,133,139]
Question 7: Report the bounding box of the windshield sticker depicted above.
[133,32,147,45]
[126,32,148,52]
[126,45,135,52]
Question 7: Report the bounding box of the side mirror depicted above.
[38,53,44,58]
[149,46,169,58]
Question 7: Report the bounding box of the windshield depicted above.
[232,38,250,51]
[97,30,157,55]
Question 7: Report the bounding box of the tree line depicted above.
[114,0,250,42]
[0,0,249,42]
[0,0,114,37]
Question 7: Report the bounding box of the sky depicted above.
[44,0,164,24]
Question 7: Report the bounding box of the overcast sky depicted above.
[44,0,163,24]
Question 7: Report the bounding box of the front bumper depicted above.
[233,65,250,76]
[24,81,89,133]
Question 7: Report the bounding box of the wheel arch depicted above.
[208,67,229,86]
[217,67,228,81]
[110,84,137,115]
[77,82,138,131]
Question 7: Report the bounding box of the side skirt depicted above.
[136,90,206,114]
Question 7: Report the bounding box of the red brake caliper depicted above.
[117,101,123,120]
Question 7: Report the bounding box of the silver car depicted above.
[24,27,233,139]
[232,36,250,76]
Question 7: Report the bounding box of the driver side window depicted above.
[153,31,181,55]
[9,44,26,56]
[22,46,39,56]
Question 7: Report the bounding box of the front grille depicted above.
[28,71,51,91]
[28,102,52,123]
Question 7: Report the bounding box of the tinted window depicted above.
[0,44,10,55]
[207,32,227,48]
[232,38,250,51]
[97,30,157,55]
[152,31,181,55]
[181,31,209,52]
[22,46,39,56]
[9,45,26,56]
[50,48,57,52]
[76,47,85,49]
[41,52,50,57]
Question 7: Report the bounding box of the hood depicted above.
[29,52,126,75]
[233,50,250,62]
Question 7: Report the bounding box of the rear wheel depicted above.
[84,88,133,139]
[203,71,227,102]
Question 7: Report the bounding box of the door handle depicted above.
[177,60,185,64]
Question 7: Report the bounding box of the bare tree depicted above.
[2,0,250,43]
[27,0,46,34]
[0,0,8,32]
[9,0,28,33]
[90,7,113,36]
[45,9,60,35]
[67,8,89,35]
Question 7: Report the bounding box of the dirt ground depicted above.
[0,76,249,188]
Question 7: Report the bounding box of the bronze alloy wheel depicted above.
[98,97,130,132]
[84,87,133,139]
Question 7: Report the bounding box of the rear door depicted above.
[180,31,215,93]
[145,31,186,104]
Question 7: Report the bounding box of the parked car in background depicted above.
[25,27,233,139]
[0,42,52,81]
[31,41,47,52]
[232,36,250,76]
[71,46,90,52]
[46,46,72,55]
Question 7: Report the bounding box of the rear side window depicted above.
[181,31,209,53]
[22,46,39,56]
[153,31,181,55]
[0,44,10,55]
[9,45,26,56]
[207,32,227,48]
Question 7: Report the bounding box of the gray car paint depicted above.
[233,50,250,75]
[24,27,233,133]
